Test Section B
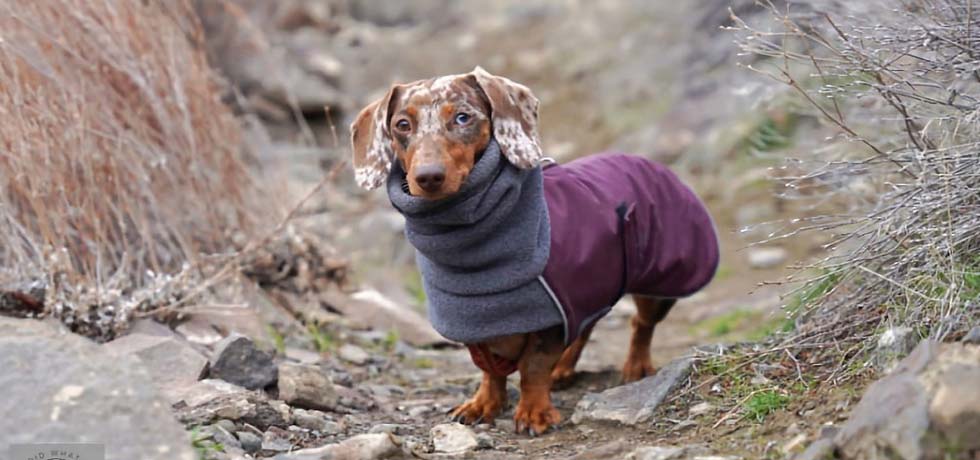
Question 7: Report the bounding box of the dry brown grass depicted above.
[0,0,261,336]
[724,0,980,383]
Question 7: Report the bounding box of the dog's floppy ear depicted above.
[469,66,543,169]
[349,85,401,189]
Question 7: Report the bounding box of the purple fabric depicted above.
[541,153,719,343]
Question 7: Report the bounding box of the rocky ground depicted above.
[3,1,979,459]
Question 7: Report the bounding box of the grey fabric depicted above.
[386,139,562,343]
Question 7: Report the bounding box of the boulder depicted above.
[809,340,980,459]
[0,317,195,460]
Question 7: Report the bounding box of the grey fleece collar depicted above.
[386,139,562,343]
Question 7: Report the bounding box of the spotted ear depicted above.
[470,66,543,169]
[349,86,400,189]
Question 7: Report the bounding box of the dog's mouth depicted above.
[401,179,453,201]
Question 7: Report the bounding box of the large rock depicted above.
[103,332,209,402]
[572,356,693,425]
[277,362,339,411]
[0,317,195,460]
[272,433,402,460]
[210,333,278,390]
[814,340,980,459]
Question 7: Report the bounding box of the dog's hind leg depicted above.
[622,296,676,383]
[549,324,594,389]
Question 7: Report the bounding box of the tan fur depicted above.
[349,67,543,194]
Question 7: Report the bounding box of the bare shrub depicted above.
[0,0,261,337]
[732,0,980,369]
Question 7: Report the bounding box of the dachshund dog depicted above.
[349,67,718,436]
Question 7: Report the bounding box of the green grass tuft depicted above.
[307,323,336,353]
[267,325,286,355]
[743,390,790,422]
[190,427,225,460]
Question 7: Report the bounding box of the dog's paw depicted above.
[621,359,656,383]
[550,366,577,390]
[449,397,503,425]
[513,397,561,436]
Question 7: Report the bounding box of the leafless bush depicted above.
[733,0,980,368]
[0,0,262,337]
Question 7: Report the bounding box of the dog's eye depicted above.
[394,119,411,132]
[454,113,471,125]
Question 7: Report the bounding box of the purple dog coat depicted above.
[540,153,720,343]
[388,140,719,362]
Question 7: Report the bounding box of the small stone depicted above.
[236,431,262,454]
[277,362,338,411]
[629,445,684,460]
[747,247,787,269]
[368,423,408,435]
[210,334,277,390]
[872,327,918,372]
[338,344,371,365]
[320,420,344,436]
[214,419,237,434]
[201,424,242,449]
[272,433,400,460]
[689,402,715,417]
[292,408,328,431]
[567,441,631,459]
[494,419,515,432]
[794,438,834,460]
[780,433,807,455]
[671,420,698,432]
[475,432,495,450]
[431,423,479,454]
[285,347,323,365]
[334,385,376,411]
[261,426,293,453]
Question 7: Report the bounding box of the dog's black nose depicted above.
[414,164,446,193]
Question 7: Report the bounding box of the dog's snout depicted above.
[414,164,446,193]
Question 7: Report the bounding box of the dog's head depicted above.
[350,67,542,199]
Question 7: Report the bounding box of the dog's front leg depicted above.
[449,371,507,424]
[514,326,564,436]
